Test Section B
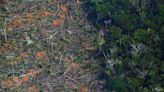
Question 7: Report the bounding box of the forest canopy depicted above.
[82,0,164,91]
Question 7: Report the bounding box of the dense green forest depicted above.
[83,0,163,91]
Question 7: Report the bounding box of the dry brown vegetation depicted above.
[0,0,102,92]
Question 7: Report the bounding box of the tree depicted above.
[83,0,164,91]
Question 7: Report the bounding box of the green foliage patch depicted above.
[83,0,164,91]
